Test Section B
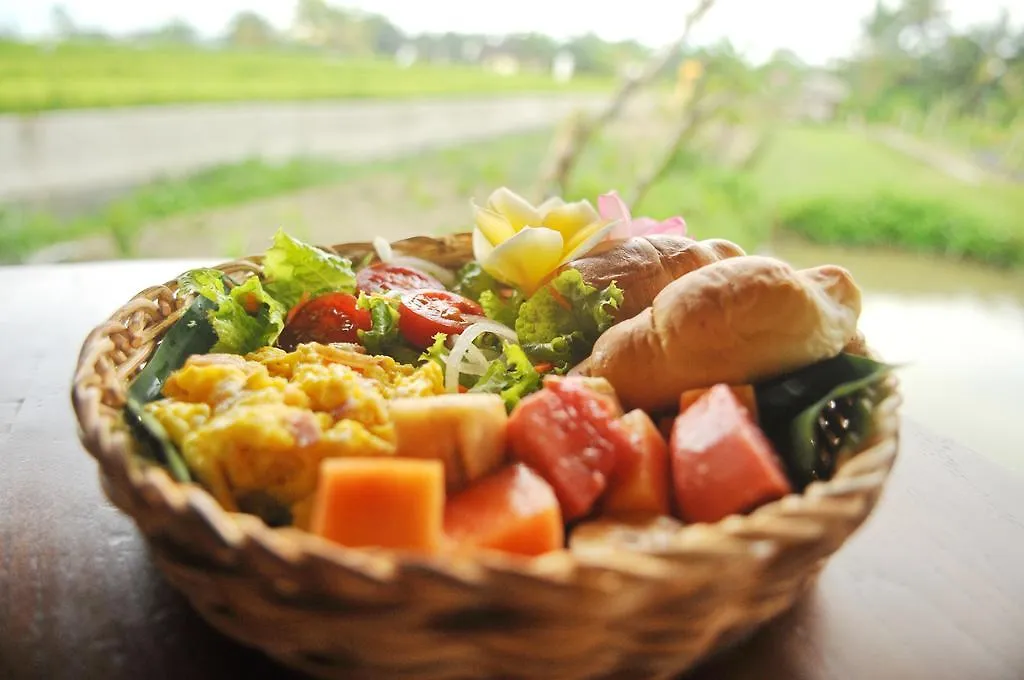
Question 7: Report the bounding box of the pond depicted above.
[763,239,1024,477]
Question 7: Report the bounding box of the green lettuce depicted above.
[420,332,450,368]
[452,261,502,302]
[469,344,542,411]
[514,269,623,370]
[479,288,524,328]
[262,229,356,308]
[356,293,421,364]
[177,268,286,355]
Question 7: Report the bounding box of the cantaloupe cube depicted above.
[444,463,563,557]
[679,384,759,422]
[603,409,671,516]
[310,457,444,554]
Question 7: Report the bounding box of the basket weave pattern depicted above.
[71,235,900,680]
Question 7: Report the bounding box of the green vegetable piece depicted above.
[124,396,192,483]
[356,292,401,354]
[209,275,287,355]
[356,293,421,364]
[469,344,542,411]
[479,289,524,328]
[452,261,502,302]
[420,332,450,368]
[262,229,356,308]
[127,292,219,404]
[755,353,896,490]
[515,269,623,370]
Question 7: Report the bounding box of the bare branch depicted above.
[534,0,717,200]
[627,86,735,209]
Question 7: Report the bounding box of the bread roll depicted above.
[564,235,745,321]
[582,256,862,412]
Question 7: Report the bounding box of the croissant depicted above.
[580,255,862,412]
[563,235,746,321]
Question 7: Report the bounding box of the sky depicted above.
[2,0,1022,66]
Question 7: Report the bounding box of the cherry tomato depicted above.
[356,262,445,295]
[276,292,372,351]
[398,289,484,349]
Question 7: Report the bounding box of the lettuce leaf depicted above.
[514,269,623,370]
[356,292,401,355]
[469,344,542,411]
[420,332,450,369]
[176,268,286,355]
[452,261,502,302]
[209,276,287,354]
[262,229,356,308]
[479,289,524,328]
[355,292,421,364]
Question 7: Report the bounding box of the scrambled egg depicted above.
[145,342,444,525]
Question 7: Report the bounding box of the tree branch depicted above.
[627,86,734,209]
[534,0,717,200]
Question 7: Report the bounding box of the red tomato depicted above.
[356,262,445,295]
[397,290,484,349]
[276,292,372,351]
[507,379,634,521]
[670,384,792,524]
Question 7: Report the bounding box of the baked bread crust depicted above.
[581,255,862,411]
[565,235,746,321]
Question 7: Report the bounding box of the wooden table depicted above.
[3,261,1024,680]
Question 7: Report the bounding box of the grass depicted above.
[5,121,1022,268]
[0,158,354,260]
[0,133,559,262]
[749,125,1024,267]
[0,40,611,113]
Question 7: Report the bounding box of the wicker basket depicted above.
[71,233,901,680]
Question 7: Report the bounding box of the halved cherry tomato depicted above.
[356,263,445,295]
[277,292,372,351]
[398,289,484,349]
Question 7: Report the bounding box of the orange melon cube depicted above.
[603,409,671,516]
[310,457,444,555]
[679,384,759,422]
[444,463,564,557]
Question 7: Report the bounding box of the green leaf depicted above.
[515,269,623,371]
[128,288,220,404]
[452,261,502,302]
[420,332,450,368]
[124,396,192,483]
[209,275,287,355]
[469,344,542,411]
[479,288,523,327]
[177,267,229,303]
[356,292,401,354]
[755,353,897,490]
[262,229,356,308]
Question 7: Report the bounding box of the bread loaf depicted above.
[581,256,862,412]
[564,235,745,321]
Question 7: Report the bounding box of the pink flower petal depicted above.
[644,216,688,237]
[598,191,631,223]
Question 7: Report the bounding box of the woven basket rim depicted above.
[70,232,902,590]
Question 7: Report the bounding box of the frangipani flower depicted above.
[471,187,620,295]
[598,190,687,239]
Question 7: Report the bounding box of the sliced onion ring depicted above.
[390,256,456,287]
[372,236,394,263]
[444,319,519,393]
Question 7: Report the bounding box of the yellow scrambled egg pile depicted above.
[145,342,444,526]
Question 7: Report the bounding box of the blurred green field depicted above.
[752,127,1024,267]
[4,123,1022,268]
[0,40,611,113]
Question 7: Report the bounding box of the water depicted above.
[764,240,1024,476]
